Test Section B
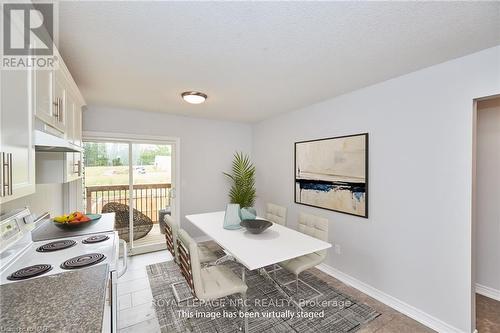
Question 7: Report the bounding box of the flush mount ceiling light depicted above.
[181,91,207,104]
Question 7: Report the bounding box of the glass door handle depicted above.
[170,187,176,199]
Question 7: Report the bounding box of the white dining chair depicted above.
[279,212,328,298]
[164,215,218,264]
[164,216,218,302]
[263,203,288,275]
[177,229,249,332]
[266,203,287,226]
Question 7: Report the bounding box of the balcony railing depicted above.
[86,183,171,224]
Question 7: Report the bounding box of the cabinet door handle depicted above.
[0,152,4,197]
[74,160,82,176]
[59,97,63,123]
[53,99,59,120]
[54,97,61,122]
[1,152,12,197]
[8,153,12,196]
[2,152,7,197]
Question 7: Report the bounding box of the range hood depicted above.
[34,130,83,153]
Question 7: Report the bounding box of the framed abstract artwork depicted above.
[294,133,368,218]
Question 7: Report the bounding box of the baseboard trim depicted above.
[316,263,465,333]
[476,283,500,301]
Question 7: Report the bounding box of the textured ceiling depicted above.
[58,1,500,122]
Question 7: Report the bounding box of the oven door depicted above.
[102,270,118,333]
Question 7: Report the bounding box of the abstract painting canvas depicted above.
[295,133,368,218]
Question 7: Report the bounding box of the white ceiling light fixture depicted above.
[181,91,207,104]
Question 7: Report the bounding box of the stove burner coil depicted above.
[60,253,106,269]
[82,235,110,244]
[7,264,53,280]
[36,240,77,252]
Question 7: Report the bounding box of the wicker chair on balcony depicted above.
[102,202,153,242]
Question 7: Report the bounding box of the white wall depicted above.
[83,106,252,237]
[0,184,64,217]
[253,46,500,332]
[476,98,500,295]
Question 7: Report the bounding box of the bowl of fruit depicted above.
[53,212,101,229]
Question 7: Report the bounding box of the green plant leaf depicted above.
[223,152,256,207]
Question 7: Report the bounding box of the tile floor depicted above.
[117,247,435,333]
[117,250,173,332]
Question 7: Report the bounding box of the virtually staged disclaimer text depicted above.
[177,309,325,320]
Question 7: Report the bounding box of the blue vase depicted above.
[240,207,257,221]
[223,204,242,230]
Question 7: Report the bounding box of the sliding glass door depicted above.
[130,143,173,253]
[83,139,176,255]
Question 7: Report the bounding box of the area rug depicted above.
[146,256,380,333]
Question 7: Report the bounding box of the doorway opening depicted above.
[82,135,178,255]
[473,95,500,333]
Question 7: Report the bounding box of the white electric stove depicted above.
[0,208,127,333]
[0,231,119,284]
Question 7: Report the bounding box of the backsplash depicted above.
[0,184,64,218]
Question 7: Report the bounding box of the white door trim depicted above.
[83,130,182,254]
[83,131,180,144]
[471,93,500,333]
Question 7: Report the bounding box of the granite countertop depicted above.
[32,213,116,242]
[0,264,109,333]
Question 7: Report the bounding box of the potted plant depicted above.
[223,152,256,221]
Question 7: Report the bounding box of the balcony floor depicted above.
[132,224,167,249]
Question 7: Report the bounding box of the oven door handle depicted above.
[111,270,118,333]
[118,239,128,278]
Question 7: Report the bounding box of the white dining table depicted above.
[185,211,332,271]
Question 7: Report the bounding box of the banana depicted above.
[54,214,72,223]
[54,212,84,223]
[54,216,66,223]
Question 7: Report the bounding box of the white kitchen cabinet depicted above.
[36,87,83,184]
[63,180,84,213]
[66,152,78,183]
[0,26,36,203]
[35,152,82,184]
[73,100,84,179]
[65,88,83,144]
[64,91,75,183]
[35,88,82,184]
[0,17,85,202]
[65,91,75,142]
[74,103,83,147]
[52,68,67,133]
[64,151,83,183]
[73,102,83,180]
[33,49,69,135]
[33,44,85,185]
[63,88,83,182]
[33,65,55,127]
[32,39,65,134]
